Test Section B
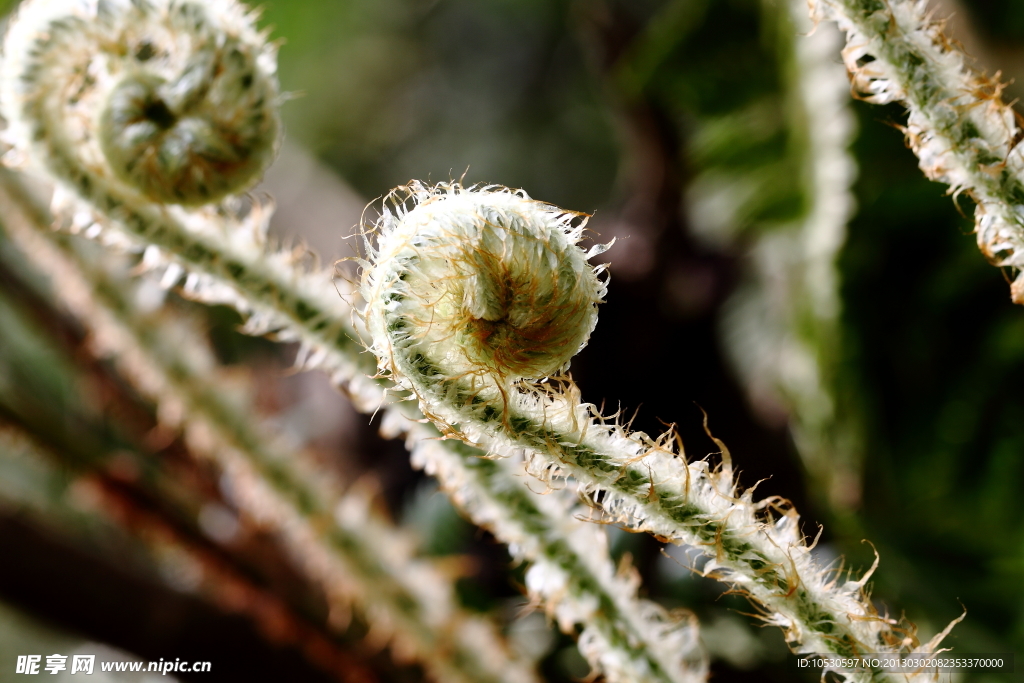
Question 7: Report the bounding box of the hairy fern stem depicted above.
[361,183,958,682]
[809,0,1024,303]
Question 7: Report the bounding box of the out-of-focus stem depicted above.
[722,0,861,511]
[0,170,538,683]
[0,425,380,683]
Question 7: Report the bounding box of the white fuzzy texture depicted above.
[384,414,707,683]
[811,0,1024,302]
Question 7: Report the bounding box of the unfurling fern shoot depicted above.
[362,182,609,414]
[361,183,958,683]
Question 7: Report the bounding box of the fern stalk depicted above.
[390,419,707,683]
[809,0,1024,303]
[0,2,707,678]
[360,182,959,682]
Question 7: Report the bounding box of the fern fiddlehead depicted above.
[361,182,960,682]
[1,0,377,410]
[364,186,708,680]
[362,182,608,401]
[4,0,279,206]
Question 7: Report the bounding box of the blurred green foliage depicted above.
[262,0,619,212]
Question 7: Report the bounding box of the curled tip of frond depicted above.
[1,0,281,207]
[361,181,610,387]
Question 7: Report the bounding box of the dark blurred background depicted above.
[2,0,1024,681]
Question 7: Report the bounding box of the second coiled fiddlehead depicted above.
[0,0,371,394]
[2,0,279,206]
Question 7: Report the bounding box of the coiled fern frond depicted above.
[2,0,279,206]
[360,181,959,683]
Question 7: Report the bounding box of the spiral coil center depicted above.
[364,185,607,388]
[96,2,279,206]
[0,0,281,209]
